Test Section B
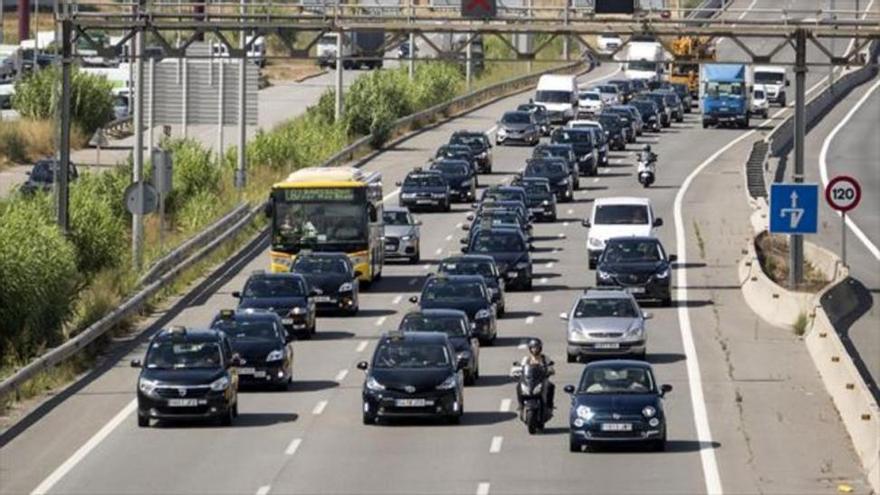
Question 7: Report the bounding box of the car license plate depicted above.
[385,245,396,252]
[282,318,294,325]
[601,422,632,431]
[167,399,199,407]
[253,370,267,378]
[395,398,428,407]
[628,287,646,294]
[530,207,543,213]
[238,367,256,375]
[595,343,620,349]
[417,199,433,204]
[314,296,332,303]
[506,271,518,278]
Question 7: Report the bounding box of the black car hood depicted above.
[229,339,281,362]
[420,299,489,319]
[402,185,447,194]
[599,261,666,275]
[141,368,226,385]
[300,273,348,294]
[573,393,660,413]
[239,296,307,314]
[370,368,454,393]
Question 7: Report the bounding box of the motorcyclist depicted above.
[638,145,657,175]
[516,338,555,411]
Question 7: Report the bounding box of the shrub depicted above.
[343,69,414,137]
[0,124,28,163]
[68,172,127,274]
[162,139,221,211]
[12,67,115,134]
[175,189,225,232]
[410,63,463,110]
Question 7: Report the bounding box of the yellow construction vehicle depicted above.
[668,36,716,97]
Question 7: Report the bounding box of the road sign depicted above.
[461,0,496,18]
[825,175,861,212]
[595,0,636,14]
[769,183,818,234]
[124,181,160,215]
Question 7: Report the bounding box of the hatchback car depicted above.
[358,331,466,424]
[383,207,421,263]
[437,255,506,316]
[431,159,477,203]
[211,309,294,389]
[398,309,481,384]
[410,275,498,344]
[496,111,540,146]
[449,131,493,173]
[461,227,533,291]
[565,360,672,452]
[561,288,650,362]
[596,237,676,307]
[398,169,451,212]
[290,252,360,315]
[533,143,581,187]
[524,158,573,202]
[597,113,628,150]
[233,271,317,338]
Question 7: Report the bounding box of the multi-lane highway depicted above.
[1,3,877,495]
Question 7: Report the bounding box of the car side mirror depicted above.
[395,181,402,186]
[528,244,535,252]
[661,384,673,396]
[230,354,243,367]
[460,247,469,253]
[559,312,568,321]
[581,219,591,228]
[785,80,790,87]
[466,213,475,220]
[653,218,664,227]
[130,359,142,368]
[456,357,468,371]
[408,295,419,304]
[564,384,575,394]
[643,312,653,320]
[415,220,422,226]
[356,361,369,371]
[668,254,678,262]
[459,238,468,244]
[310,288,322,297]
[231,291,242,299]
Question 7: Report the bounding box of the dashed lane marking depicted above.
[499,399,511,412]
[489,436,504,453]
[539,277,548,285]
[525,316,535,325]
[312,400,328,415]
[335,369,348,382]
[375,316,387,327]
[256,486,271,495]
[533,295,542,304]
[392,295,402,305]
[284,438,302,456]
[356,341,368,353]
[435,248,443,255]
[545,262,554,269]
[476,482,491,495]
[592,177,599,183]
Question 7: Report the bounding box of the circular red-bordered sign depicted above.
[825,175,862,212]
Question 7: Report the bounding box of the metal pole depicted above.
[181,58,188,138]
[408,32,415,80]
[527,0,533,73]
[466,38,472,91]
[17,0,29,42]
[829,0,835,89]
[56,19,71,233]
[132,24,145,271]
[563,0,569,61]
[1,0,5,43]
[335,31,343,121]
[32,0,38,69]
[148,56,154,148]
[841,212,847,266]
[790,29,807,288]
[236,0,247,190]
[218,59,225,165]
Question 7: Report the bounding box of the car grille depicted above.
[589,332,624,338]
[613,274,651,285]
[385,237,399,250]
[155,386,211,399]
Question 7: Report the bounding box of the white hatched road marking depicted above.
[476,482,491,495]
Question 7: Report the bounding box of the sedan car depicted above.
[496,110,540,146]
[597,113,628,151]
[520,177,557,222]
[431,159,477,203]
[449,130,493,173]
[383,207,421,263]
[233,271,317,338]
[561,288,650,363]
[398,169,451,212]
[358,332,466,424]
[565,360,672,452]
[524,158,573,202]
[630,99,662,132]
[398,309,481,384]
[577,91,605,116]
[517,103,552,136]
[595,237,676,307]
[211,308,294,389]
[20,158,79,195]
[533,143,581,187]
[410,275,497,344]
[291,252,360,315]
[437,255,506,316]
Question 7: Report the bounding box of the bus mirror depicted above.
[263,201,274,218]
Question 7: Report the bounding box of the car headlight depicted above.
[588,237,604,249]
[436,375,457,390]
[649,417,661,427]
[266,349,285,362]
[456,351,472,362]
[290,306,305,315]
[626,323,644,337]
[642,406,657,418]
[338,282,354,292]
[478,151,487,159]
[655,267,670,279]
[542,200,550,205]
[210,376,230,391]
[475,309,491,320]
[558,178,569,185]
[461,179,472,187]
[576,405,595,420]
[138,377,159,395]
[515,262,529,270]
[366,376,385,391]
[597,269,612,280]
[487,287,498,296]
[497,128,508,136]
[272,256,292,269]
[400,235,413,242]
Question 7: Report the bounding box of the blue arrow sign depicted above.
[769,183,819,234]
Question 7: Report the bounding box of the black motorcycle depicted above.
[512,362,554,434]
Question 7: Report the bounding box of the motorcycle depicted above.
[511,361,554,434]
[637,152,656,188]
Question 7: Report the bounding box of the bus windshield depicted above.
[273,201,367,249]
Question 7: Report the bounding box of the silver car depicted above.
[383,207,421,263]
[560,288,651,363]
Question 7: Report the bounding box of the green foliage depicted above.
[245,112,348,172]
[162,139,221,211]
[68,173,127,274]
[410,63,463,110]
[12,67,115,134]
[343,69,414,137]
[175,189,225,232]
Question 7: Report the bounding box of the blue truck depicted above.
[700,64,752,129]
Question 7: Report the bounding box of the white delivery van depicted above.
[623,41,666,82]
[753,65,788,106]
[534,74,577,124]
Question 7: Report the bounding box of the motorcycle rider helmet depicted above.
[527,338,543,356]
[643,144,652,153]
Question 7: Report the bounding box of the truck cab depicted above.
[700,64,752,129]
[535,74,578,124]
[753,65,789,107]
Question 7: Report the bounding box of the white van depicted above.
[623,41,666,82]
[753,65,788,106]
[534,74,577,124]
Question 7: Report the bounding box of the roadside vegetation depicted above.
[754,232,830,292]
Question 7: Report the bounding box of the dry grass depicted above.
[262,62,326,83]
[755,232,829,292]
[0,119,87,166]
[1,14,55,45]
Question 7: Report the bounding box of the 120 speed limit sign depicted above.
[825,175,862,212]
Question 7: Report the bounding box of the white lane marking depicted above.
[408,277,419,286]
[489,436,504,453]
[335,369,349,382]
[819,78,880,262]
[356,340,368,352]
[445,234,453,241]
[456,222,463,229]
[422,264,430,271]
[256,486,271,495]
[525,316,535,325]
[533,295,542,304]
[31,400,136,494]
[435,247,443,255]
[476,482,491,495]
[567,209,573,215]
[499,399,511,412]
[545,262,554,268]
[284,438,302,456]
[382,188,400,202]
[392,295,402,305]
[563,221,570,228]
[375,316,387,327]
[557,233,566,239]
[486,125,498,135]
[592,177,599,183]
[539,277,548,285]
[736,0,757,20]
[312,400,328,415]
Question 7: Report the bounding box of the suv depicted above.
[430,159,477,203]
[132,326,240,427]
[461,226,533,291]
[20,159,79,195]
[582,197,663,269]
[210,308,294,389]
[383,207,421,263]
[398,169,451,212]
[291,252,360,315]
[596,237,676,307]
[233,271,317,338]
[398,309,481,384]
[577,90,605,116]
[524,158,573,202]
[410,275,498,344]
[560,288,651,362]
[532,143,580,189]
[449,131,493,173]
[597,113,628,150]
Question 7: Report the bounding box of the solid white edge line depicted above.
[312,400,328,415]
[30,400,137,495]
[256,485,271,495]
[489,436,504,453]
[476,482,491,495]
[284,438,302,456]
[818,78,880,262]
[382,188,400,203]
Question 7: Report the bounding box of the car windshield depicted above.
[599,116,620,128]
[706,82,744,97]
[502,112,531,124]
[484,189,522,202]
[433,162,469,175]
[574,298,638,318]
[373,342,451,369]
[213,320,279,341]
[627,60,658,71]
[293,257,349,275]
[383,211,410,226]
[526,161,566,175]
[754,90,765,99]
[755,72,785,84]
[579,92,600,101]
[536,147,568,159]
[517,104,544,114]
[29,162,54,183]
[596,85,617,93]
[472,232,525,253]
[400,315,468,336]
[146,341,223,369]
[405,175,445,187]
[594,204,649,225]
[603,240,664,263]
[478,212,520,226]
[423,280,484,301]
[579,366,655,394]
[450,134,485,147]
[632,102,655,114]
[440,260,495,278]
[243,277,307,297]
[274,202,367,246]
[535,90,571,103]
[554,130,592,144]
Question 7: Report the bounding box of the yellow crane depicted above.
[668,36,716,97]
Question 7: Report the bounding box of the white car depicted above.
[597,34,623,53]
[581,197,663,269]
[590,84,621,106]
[577,91,605,115]
[750,84,769,119]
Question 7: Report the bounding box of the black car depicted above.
[472,199,531,226]
[629,78,649,94]
[630,99,662,132]
[410,275,497,344]
[479,185,528,209]
[132,326,240,427]
[607,105,644,136]
[597,113,628,151]
[520,177,557,222]
[398,169,451,212]
[464,210,532,244]
[437,255,506,316]
[291,252,360,315]
[639,93,672,127]
[607,79,634,102]
[654,90,684,123]
[524,158,573,203]
[210,309,294,389]
[496,110,540,146]
[603,107,637,143]
[669,83,693,112]
[461,227,533,291]
[550,128,598,176]
[595,237,676,307]
[358,331,466,424]
[565,360,673,452]
[233,271,317,338]
[517,103,552,135]
[434,145,480,180]
[532,143,580,189]
[398,309,481,384]
[431,159,477,203]
[449,130,493,173]
[20,159,79,195]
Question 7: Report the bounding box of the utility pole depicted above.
[335,31,343,121]
[132,9,145,271]
[236,0,247,190]
[17,0,29,42]
[829,0,835,90]
[55,19,71,233]
[407,0,414,80]
[465,37,472,91]
[790,29,807,288]
[563,0,570,61]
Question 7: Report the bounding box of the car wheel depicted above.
[636,351,647,361]
[232,401,239,417]
[137,414,149,428]
[464,370,476,386]
[524,279,533,291]
[409,251,420,264]
[447,412,462,425]
[362,410,376,425]
[220,407,234,426]
[661,296,673,307]
[549,214,557,222]
[652,433,667,452]
[301,327,313,340]
[443,201,451,213]
[567,353,577,364]
[569,435,582,453]
[702,121,709,129]
[574,178,580,191]
[588,259,596,270]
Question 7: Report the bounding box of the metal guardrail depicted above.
[104,115,133,139]
[745,140,769,199]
